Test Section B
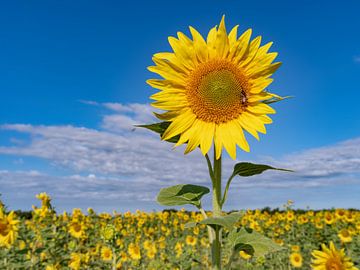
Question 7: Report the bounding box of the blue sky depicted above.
[0,1,360,212]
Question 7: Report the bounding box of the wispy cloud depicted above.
[353,56,360,63]
[0,103,359,211]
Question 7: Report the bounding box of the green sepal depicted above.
[136,121,179,143]
[263,94,293,104]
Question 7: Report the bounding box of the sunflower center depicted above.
[0,221,9,236]
[72,223,82,232]
[186,59,249,124]
[326,258,343,270]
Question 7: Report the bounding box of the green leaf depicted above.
[232,162,292,177]
[199,212,243,230]
[136,122,179,143]
[184,222,197,229]
[157,184,210,208]
[228,228,283,257]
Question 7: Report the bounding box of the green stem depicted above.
[211,149,222,270]
[199,206,214,243]
[221,174,235,207]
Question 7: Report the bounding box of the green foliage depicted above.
[231,162,292,177]
[228,228,284,258]
[157,184,210,208]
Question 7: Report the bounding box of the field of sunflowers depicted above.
[0,193,359,269]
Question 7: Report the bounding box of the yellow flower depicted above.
[119,251,128,262]
[185,235,197,246]
[128,243,141,260]
[0,209,19,248]
[36,192,51,208]
[239,250,252,260]
[101,225,115,241]
[311,241,358,270]
[18,240,26,250]
[290,252,303,268]
[45,264,60,270]
[101,246,113,262]
[68,220,86,239]
[68,253,81,270]
[338,228,352,243]
[175,242,183,258]
[147,16,282,159]
[324,212,335,225]
[291,245,300,252]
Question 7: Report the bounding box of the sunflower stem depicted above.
[211,149,222,270]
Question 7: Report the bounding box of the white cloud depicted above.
[0,102,359,211]
[354,56,360,63]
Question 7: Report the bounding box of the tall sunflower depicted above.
[311,242,358,270]
[148,16,282,159]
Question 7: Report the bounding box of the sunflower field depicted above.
[0,193,359,270]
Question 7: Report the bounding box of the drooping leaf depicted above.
[199,211,243,230]
[228,227,283,257]
[136,121,179,143]
[232,162,292,177]
[157,184,210,208]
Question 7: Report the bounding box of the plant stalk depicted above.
[211,149,222,270]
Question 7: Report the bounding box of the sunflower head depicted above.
[311,241,359,270]
[147,16,286,159]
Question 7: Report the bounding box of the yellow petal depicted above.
[162,110,196,141]
[199,122,215,156]
[184,120,203,154]
[189,26,208,63]
[217,122,237,159]
[214,125,223,160]
[146,79,186,92]
[247,103,276,114]
[168,36,196,70]
[207,26,218,59]
[228,25,239,48]
[240,112,267,134]
[239,36,262,67]
[247,62,282,78]
[236,117,260,140]
[152,99,188,111]
[231,29,252,62]
[249,78,273,94]
[228,120,250,153]
[214,15,229,58]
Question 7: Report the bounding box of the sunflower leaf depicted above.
[231,162,293,177]
[136,122,180,143]
[157,184,210,208]
[198,211,243,230]
[227,227,284,257]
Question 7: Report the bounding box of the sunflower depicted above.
[148,16,283,159]
[338,228,352,243]
[185,235,197,246]
[311,241,358,270]
[290,252,303,268]
[101,246,113,262]
[128,243,141,260]
[68,220,86,239]
[0,208,19,248]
